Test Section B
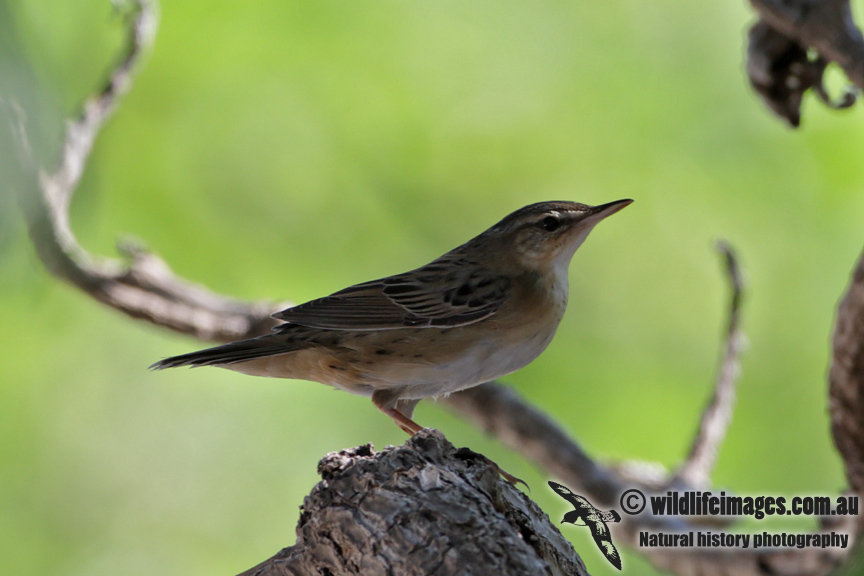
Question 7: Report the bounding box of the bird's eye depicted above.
[540,215,560,232]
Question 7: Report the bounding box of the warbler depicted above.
[151,200,631,437]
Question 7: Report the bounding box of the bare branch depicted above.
[10,0,284,343]
[674,241,745,488]
[443,383,628,504]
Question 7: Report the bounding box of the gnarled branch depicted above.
[831,248,864,507]
[10,0,283,343]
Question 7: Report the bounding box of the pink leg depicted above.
[372,389,423,435]
[381,406,424,435]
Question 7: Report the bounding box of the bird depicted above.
[548,481,622,570]
[151,200,631,460]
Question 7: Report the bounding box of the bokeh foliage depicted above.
[2,1,864,575]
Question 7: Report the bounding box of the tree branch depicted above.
[10,0,283,343]
[830,247,864,503]
[673,241,744,488]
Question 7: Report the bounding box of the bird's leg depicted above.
[373,390,423,435]
[389,407,424,435]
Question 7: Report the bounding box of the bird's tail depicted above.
[150,336,293,370]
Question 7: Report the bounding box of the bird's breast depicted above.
[387,273,568,397]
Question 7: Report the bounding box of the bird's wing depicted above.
[588,518,622,571]
[548,481,594,511]
[272,255,511,330]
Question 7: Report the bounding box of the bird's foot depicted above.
[495,464,529,490]
[453,447,529,490]
[387,412,529,489]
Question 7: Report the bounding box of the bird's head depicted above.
[480,200,633,273]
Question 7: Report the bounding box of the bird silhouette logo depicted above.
[548,481,622,570]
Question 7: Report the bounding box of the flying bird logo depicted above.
[548,481,622,570]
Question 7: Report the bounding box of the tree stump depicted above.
[238,429,590,576]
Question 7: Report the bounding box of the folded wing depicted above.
[273,255,510,330]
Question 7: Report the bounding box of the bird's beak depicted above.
[587,199,633,222]
[568,199,632,232]
[555,198,632,258]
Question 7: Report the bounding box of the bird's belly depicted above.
[224,313,561,400]
[373,327,557,399]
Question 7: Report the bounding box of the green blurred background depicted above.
[2,1,864,574]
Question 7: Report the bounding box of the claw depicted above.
[494,464,530,490]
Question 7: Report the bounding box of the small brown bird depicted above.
[151,200,631,438]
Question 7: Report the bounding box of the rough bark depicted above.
[237,430,590,576]
[831,249,864,503]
